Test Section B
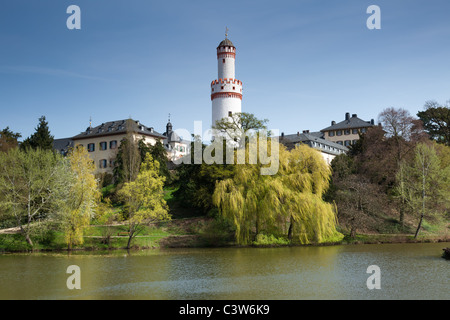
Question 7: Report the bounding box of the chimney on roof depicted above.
[352,114,357,118]
[297,131,300,136]
[281,132,284,138]
[345,112,350,120]
[303,130,309,134]
[370,119,374,125]
[331,120,336,126]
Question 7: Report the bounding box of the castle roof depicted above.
[72,119,165,140]
[321,113,375,132]
[280,132,348,156]
[218,38,234,48]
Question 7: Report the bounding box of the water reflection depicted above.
[0,243,448,300]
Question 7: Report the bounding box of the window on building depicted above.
[344,140,351,147]
[99,159,107,168]
[352,140,358,145]
[336,130,342,136]
[329,131,335,137]
[223,59,225,63]
[361,128,367,133]
[110,159,115,167]
[87,143,95,152]
[233,86,235,90]
[110,140,117,149]
[337,141,343,145]
[221,86,224,90]
[352,128,358,134]
[99,141,107,151]
[344,129,350,135]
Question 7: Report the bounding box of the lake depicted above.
[0,242,448,300]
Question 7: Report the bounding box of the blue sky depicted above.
[1,0,449,141]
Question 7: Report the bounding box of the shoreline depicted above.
[1,233,449,254]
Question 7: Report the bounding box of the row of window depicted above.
[98,159,116,169]
[335,140,358,147]
[85,140,118,152]
[308,142,345,154]
[328,128,367,137]
[212,86,240,92]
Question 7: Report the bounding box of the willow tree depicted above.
[213,141,342,245]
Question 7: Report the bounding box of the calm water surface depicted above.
[0,242,448,300]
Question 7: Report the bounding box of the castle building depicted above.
[70,119,165,175]
[53,119,165,176]
[162,117,190,161]
[321,112,376,147]
[279,131,348,165]
[211,30,243,133]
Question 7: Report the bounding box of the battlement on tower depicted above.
[211,78,243,86]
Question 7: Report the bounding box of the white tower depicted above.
[211,29,243,133]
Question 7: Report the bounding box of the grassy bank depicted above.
[1,216,448,253]
[0,217,234,253]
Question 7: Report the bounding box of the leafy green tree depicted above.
[143,140,170,183]
[417,100,450,146]
[212,112,269,146]
[0,148,65,247]
[20,116,54,151]
[213,143,342,245]
[0,127,21,152]
[118,153,170,249]
[396,143,450,238]
[174,136,235,215]
[95,198,118,247]
[114,133,141,184]
[57,145,101,249]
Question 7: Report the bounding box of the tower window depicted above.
[233,86,235,90]
[221,86,224,90]
[222,59,225,63]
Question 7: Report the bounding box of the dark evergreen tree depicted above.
[417,100,450,146]
[147,140,170,182]
[20,116,54,151]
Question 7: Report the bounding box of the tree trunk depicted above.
[288,216,294,240]
[20,225,33,247]
[350,227,356,238]
[25,233,33,247]
[127,235,133,249]
[414,214,424,239]
[415,170,426,239]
